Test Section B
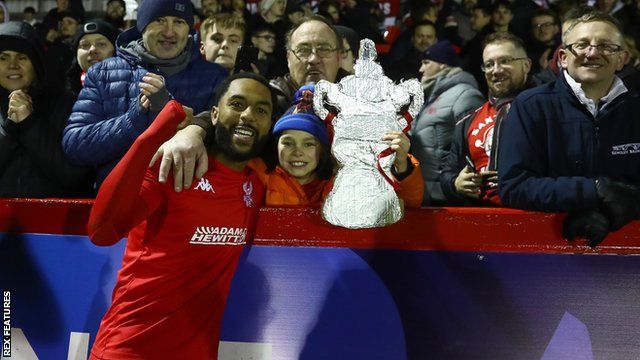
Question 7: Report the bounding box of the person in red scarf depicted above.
[440,32,531,206]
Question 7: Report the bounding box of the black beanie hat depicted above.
[136,0,194,33]
[58,9,85,24]
[335,26,360,58]
[72,19,121,50]
[422,40,459,67]
[0,21,46,85]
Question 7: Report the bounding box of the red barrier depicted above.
[1,198,639,254]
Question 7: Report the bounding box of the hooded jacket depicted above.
[410,68,484,205]
[62,26,228,186]
[0,21,93,197]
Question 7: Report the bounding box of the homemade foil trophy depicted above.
[313,39,423,229]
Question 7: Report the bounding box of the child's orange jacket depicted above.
[249,155,424,208]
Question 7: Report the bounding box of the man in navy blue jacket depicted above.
[62,0,227,188]
[498,11,640,246]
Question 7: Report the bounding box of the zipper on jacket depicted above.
[593,118,600,175]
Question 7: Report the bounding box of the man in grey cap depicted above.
[63,0,228,188]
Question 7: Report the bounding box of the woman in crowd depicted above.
[66,19,119,95]
[0,21,92,197]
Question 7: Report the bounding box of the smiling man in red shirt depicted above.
[440,32,532,206]
[87,72,275,360]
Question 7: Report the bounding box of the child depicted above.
[199,13,245,72]
[251,85,424,207]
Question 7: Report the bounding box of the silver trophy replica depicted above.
[313,39,423,229]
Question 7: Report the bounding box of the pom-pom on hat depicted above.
[422,40,459,67]
[273,84,329,145]
[136,0,194,34]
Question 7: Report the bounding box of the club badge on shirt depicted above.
[243,181,254,208]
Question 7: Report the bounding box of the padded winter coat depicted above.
[410,69,484,205]
[62,27,227,186]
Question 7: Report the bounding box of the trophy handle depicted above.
[398,79,423,120]
[313,80,341,125]
[394,79,424,132]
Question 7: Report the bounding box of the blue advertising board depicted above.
[2,232,640,359]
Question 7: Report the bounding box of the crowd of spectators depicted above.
[1,0,640,245]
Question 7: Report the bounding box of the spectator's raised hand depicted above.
[150,124,208,192]
[383,131,410,173]
[454,165,482,199]
[7,90,33,123]
[139,72,171,111]
[139,72,165,96]
[140,94,151,109]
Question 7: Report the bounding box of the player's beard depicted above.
[214,121,269,162]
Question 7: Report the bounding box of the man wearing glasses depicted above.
[250,25,278,78]
[270,16,347,117]
[528,9,560,75]
[440,32,531,206]
[499,12,640,247]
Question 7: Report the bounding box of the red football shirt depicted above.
[88,101,265,360]
[467,102,501,205]
[91,159,264,360]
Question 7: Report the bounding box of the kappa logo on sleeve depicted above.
[611,143,640,156]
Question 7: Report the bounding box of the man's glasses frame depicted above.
[564,42,623,56]
[532,22,556,30]
[289,45,338,60]
[480,57,528,72]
